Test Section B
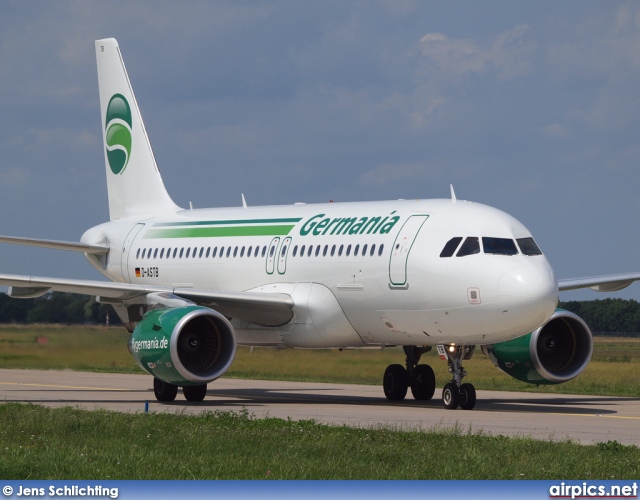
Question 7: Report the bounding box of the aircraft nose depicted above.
[498,264,558,329]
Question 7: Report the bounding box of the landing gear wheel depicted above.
[183,384,208,402]
[383,364,409,401]
[410,364,436,401]
[153,378,178,402]
[442,382,460,410]
[459,383,476,410]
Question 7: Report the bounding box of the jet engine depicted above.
[481,309,592,384]
[128,305,236,386]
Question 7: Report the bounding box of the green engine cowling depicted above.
[481,309,593,385]
[129,305,236,386]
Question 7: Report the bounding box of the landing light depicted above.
[448,345,456,353]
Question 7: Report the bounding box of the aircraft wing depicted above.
[0,273,294,327]
[558,272,640,292]
[0,235,109,254]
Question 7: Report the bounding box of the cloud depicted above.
[418,25,534,80]
[541,123,571,139]
[0,166,29,186]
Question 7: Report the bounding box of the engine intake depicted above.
[482,309,593,384]
[129,305,236,386]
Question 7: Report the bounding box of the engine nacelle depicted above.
[481,309,593,385]
[129,305,236,386]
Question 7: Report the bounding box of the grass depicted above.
[0,325,639,397]
[0,403,638,480]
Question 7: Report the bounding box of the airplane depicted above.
[1,38,639,410]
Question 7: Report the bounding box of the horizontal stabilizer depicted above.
[0,235,109,254]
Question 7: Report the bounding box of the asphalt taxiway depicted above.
[0,368,638,446]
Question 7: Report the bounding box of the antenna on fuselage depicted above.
[241,193,248,210]
[450,184,457,204]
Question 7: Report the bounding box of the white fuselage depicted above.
[82,198,558,349]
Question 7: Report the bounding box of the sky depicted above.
[1,1,639,301]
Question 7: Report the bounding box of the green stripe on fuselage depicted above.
[143,225,296,239]
[152,218,302,227]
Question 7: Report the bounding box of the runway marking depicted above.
[0,381,129,391]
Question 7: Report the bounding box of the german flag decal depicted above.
[135,268,141,278]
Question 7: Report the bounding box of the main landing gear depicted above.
[382,344,477,410]
[383,346,436,402]
[153,378,208,402]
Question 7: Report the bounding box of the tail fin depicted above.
[95,38,179,221]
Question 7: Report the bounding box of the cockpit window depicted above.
[440,237,463,257]
[456,237,480,257]
[482,237,518,255]
[517,237,543,256]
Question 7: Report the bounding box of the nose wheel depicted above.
[437,345,476,410]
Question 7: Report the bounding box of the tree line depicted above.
[0,292,121,325]
[0,292,639,334]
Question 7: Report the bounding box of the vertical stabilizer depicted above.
[96,38,180,220]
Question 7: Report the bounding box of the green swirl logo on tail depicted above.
[105,94,132,175]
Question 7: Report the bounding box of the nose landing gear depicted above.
[437,345,476,410]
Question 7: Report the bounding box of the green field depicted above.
[0,324,638,397]
[0,403,638,480]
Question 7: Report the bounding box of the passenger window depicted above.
[212,247,217,258]
[323,245,328,257]
[240,246,245,257]
[517,237,543,256]
[254,246,259,257]
[281,245,288,256]
[262,246,267,257]
[270,246,276,257]
[331,245,336,257]
[308,245,313,257]
[226,247,231,258]
[346,244,351,256]
[179,248,184,258]
[440,237,463,258]
[205,247,210,258]
[186,248,191,258]
[354,244,360,256]
[370,244,376,256]
[293,245,298,257]
[456,237,480,257]
[160,249,164,259]
[247,246,252,257]
[483,237,518,256]
[338,244,343,257]
[141,249,146,259]
[362,244,368,256]
[300,245,306,256]
[173,248,178,258]
[315,246,321,257]
[193,247,197,258]
[233,247,238,257]
[199,248,204,258]
[136,249,140,259]
[220,247,225,257]
[378,244,384,256]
